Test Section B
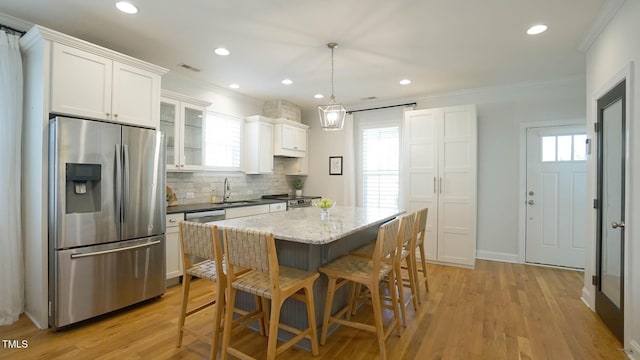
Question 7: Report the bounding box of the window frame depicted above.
[355,116,402,209]
[201,110,244,172]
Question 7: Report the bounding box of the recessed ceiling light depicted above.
[281,79,293,85]
[229,83,239,89]
[527,24,548,35]
[115,1,138,14]
[314,94,324,99]
[400,79,411,85]
[214,48,230,56]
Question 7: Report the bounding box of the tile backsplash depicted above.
[166,158,295,205]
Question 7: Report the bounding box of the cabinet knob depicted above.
[175,164,180,168]
[114,114,118,117]
[169,218,177,223]
[106,112,110,116]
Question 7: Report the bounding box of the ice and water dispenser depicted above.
[65,163,102,213]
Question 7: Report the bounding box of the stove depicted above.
[262,194,321,209]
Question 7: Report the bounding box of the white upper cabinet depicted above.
[244,116,274,174]
[403,104,477,268]
[273,120,309,157]
[161,90,211,171]
[50,42,161,129]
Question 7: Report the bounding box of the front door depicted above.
[525,125,587,268]
[595,80,626,342]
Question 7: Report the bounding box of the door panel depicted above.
[121,127,165,240]
[525,125,586,268]
[50,117,120,249]
[595,80,625,342]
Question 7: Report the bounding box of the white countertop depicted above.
[208,206,404,245]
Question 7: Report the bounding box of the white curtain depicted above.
[0,29,24,326]
[342,113,356,206]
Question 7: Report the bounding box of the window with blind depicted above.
[203,111,242,170]
[359,125,400,209]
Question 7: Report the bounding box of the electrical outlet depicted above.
[186,192,195,199]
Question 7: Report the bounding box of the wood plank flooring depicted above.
[0,260,627,359]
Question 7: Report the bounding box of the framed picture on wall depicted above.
[329,156,343,175]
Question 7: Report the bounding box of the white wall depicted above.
[304,76,585,261]
[162,72,263,117]
[584,0,640,354]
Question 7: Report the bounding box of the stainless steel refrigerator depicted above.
[48,116,166,329]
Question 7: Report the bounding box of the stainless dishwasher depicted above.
[185,209,226,223]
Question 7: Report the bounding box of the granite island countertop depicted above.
[208,206,404,245]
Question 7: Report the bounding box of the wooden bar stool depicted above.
[350,214,419,327]
[319,218,401,360]
[175,221,226,360]
[220,228,320,360]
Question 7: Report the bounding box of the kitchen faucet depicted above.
[223,177,231,202]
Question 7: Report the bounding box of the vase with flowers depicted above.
[316,198,335,220]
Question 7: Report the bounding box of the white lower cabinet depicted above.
[269,202,287,213]
[166,213,184,280]
[225,204,270,219]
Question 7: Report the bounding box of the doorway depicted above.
[524,125,587,268]
[595,80,626,342]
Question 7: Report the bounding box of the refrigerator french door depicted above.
[49,116,166,329]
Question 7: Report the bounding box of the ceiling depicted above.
[0,0,605,111]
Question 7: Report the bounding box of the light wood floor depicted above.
[0,260,626,360]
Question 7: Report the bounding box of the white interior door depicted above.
[525,125,586,268]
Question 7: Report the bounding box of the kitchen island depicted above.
[210,205,404,350]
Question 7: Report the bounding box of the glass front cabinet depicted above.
[160,90,211,171]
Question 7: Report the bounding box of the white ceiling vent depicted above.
[178,63,201,72]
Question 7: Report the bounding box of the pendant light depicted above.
[318,42,347,131]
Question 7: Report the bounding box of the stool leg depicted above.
[220,286,237,360]
[418,244,429,292]
[387,270,402,337]
[321,277,338,346]
[210,285,225,360]
[177,274,192,347]
[266,295,282,360]
[304,285,319,356]
[394,260,407,327]
[406,255,419,309]
[370,283,387,360]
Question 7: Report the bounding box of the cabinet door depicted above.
[51,43,112,121]
[112,62,160,128]
[281,125,297,150]
[437,106,477,266]
[258,122,274,173]
[294,128,307,151]
[181,103,206,170]
[165,213,184,280]
[225,205,270,219]
[403,109,439,260]
[160,98,181,169]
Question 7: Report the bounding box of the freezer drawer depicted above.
[50,236,166,328]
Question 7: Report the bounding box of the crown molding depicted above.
[578,0,626,53]
[0,11,33,31]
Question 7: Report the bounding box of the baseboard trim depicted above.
[25,310,47,330]
[581,286,594,311]
[476,250,519,263]
[627,340,640,360]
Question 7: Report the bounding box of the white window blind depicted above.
[361,126,400,209]
[203,111,242,170]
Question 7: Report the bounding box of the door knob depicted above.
[527,200,535,205]
[528,191,535,196]
[611,221,625,229]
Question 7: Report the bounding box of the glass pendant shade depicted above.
[318,95,346,131]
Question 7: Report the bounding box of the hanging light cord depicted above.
[330,45,335,98]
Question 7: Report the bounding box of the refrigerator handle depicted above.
[115,144,123,227]
[123,144,130,221]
